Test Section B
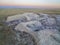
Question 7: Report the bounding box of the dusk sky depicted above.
[0,0,60,8]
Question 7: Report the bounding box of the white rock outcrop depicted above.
[6,13,60,45]
[15,21,43,32]
[6,13,39,27]
[37,29,60,45]
[22,13,39,21]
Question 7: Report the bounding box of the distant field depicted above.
[0,8,60,20]
[0,8,60,16]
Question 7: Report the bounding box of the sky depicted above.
[0,0,60,8]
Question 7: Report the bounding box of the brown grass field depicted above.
[0,8,60,16]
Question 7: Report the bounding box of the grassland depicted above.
[0,8,60,16]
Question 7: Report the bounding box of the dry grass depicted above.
[0,8,60,16]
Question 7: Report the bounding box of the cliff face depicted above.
[0,28,36,45]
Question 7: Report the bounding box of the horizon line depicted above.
[0,6,60,9]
